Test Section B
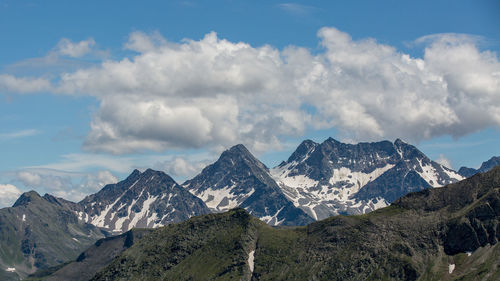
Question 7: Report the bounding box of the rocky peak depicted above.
[393,138,427,161]
[284,139,318,165]
[12,190,43,207]
[218,144,267,169]
[76,168,209,233]
[184,144,314,226]
[458,156,500,178]
[479,156,500,172]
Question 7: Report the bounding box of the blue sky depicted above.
[0,0,499,206]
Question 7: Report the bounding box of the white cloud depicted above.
[17,169,72,190]
[125,31,167,53]
[55,38,96,58]
[278,3,316,16]
[0,129,39,140]
[26,150,216,182]
[15,169,118,203]
[153,157,210,181]
[4,28,500,154]
[0,184,22,208]
[55,31,305,153]
[0,74,51,93]
[78,170,118,193]
[436,154,452,169]
[30,153,134,173]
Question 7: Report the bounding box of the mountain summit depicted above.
[271,138,464,220]
[77,168,210,233]
[183,144,314,226]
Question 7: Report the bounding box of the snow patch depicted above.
[5,267,15,272]
[72,238,79,242]
[127,194,158,231]
[91,179,140,228]
[272,164,393,220]
[248,250,255,273]
[466,251,472,257]
[195,185,254,212]
[417,160,441,188]
[442,167,464,182]
[259,207,285,226]
[22,214,25,222]
[328,165,394,193]
[448,263,455,274]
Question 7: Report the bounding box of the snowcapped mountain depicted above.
[458,156,500,178]
[183,144,314,226]
[271,138,464,220]
[77,168,210,234]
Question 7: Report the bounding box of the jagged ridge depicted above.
[271,138,464,220]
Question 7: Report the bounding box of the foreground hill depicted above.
[0,192,106,281]
[41,167,500,280]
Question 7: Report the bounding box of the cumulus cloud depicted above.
[15,169,117,202]
[4,28,500,153]
[0,74,52,93]
[55,31,306,153]
[55,38,96,58]
[0,184,22,208]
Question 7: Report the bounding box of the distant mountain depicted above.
[0,191,105,281]
[47,167,500,280]
[271,138,464,220]
[183,144,314,226]
[77,168,210,234]
[458,156,500,178]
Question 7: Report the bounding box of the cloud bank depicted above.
[2,28,500,154]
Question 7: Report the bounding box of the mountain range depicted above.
[34,166,500,280]
[1,137,499,280]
